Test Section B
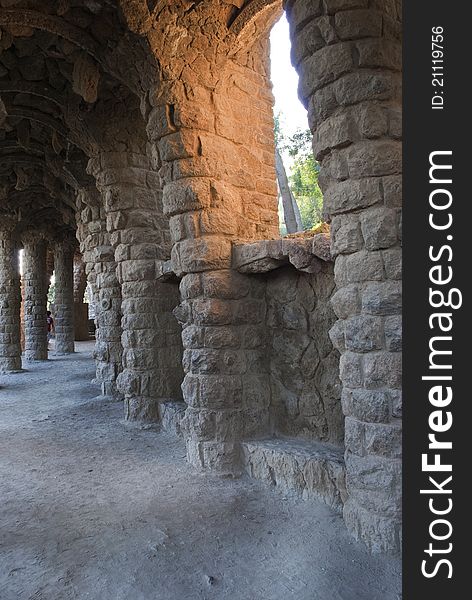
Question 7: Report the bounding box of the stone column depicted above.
[88,150,183,421]
[22,231,48,361]
[0,217,21,373]
[54,239,76,355]
[285,0,402,552]
[76,188,123,400]
[147,29,279,473]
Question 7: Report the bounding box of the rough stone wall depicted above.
[266,265,342,445]
[285,0,402,552]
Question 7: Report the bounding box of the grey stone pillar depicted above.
[88,152,183,421]
[76,187,123,400]
[285,0,402,552]
[0,217,21,373]
[54,239,75,355]
[22,231,48,361]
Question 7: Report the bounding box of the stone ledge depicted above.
[242,437,346,513]
[232,234,332,274]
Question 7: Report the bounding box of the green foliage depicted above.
[274,114,323,231]
[290,153,323,230]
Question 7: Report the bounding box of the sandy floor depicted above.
[0,342,401,600]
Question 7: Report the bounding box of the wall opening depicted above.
[270,13,324,236]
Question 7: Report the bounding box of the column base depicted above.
[185,439,242,477]
[54,345,75,355]
[124,396,160,423]
[0,357,23,374]
[24,354,49,362]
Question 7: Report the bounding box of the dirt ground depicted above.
[0,342,401,600]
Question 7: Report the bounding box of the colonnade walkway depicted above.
[0,342,401,600]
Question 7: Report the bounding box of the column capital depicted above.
[21,229,47,247]
[0,212,19,236]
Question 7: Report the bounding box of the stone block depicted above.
[328,320,346,352]
[335,250,384,286]
[285,239,323,272]
[203,326,241,349]
[362,281,402,315]
[201,270,251,299]
[198,374,243,410]
[345,140,402,178]
[159,401,186,436]
[363,351,402,389]
[286,0,323,32]
[391,390,402,418]
[342,388,391,423]
[232,240,285,273]
[331,214,364,255]
[313,111,355,158]
[312,233,333,261]
[299,43,354,102]
[191,299,233,326]
[179,274,202,300]
[323,177,382,216]
[384,315,402,351]
[360,207,398,250]
[316,15,338,44]
[324,0,369,14]
[356,39,402,71]
[364,422,402,459]
[343,499,400,553]
[335,9,382,40]
[345,453,401,494]
[344,314,384,352]
[242,438,346,513]
[162,178,211,216]
[330,70,401,111]
[344,416,365,455]
[290,19,324,67]
[331,284,361,319]
[382,248,402,280]
[186,440,241,474]
[357,103,388,139]
[172,238,232,275]
[185,348,245,375]
[339,351,363,388]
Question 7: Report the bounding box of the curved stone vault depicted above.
[0,0,402,554]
